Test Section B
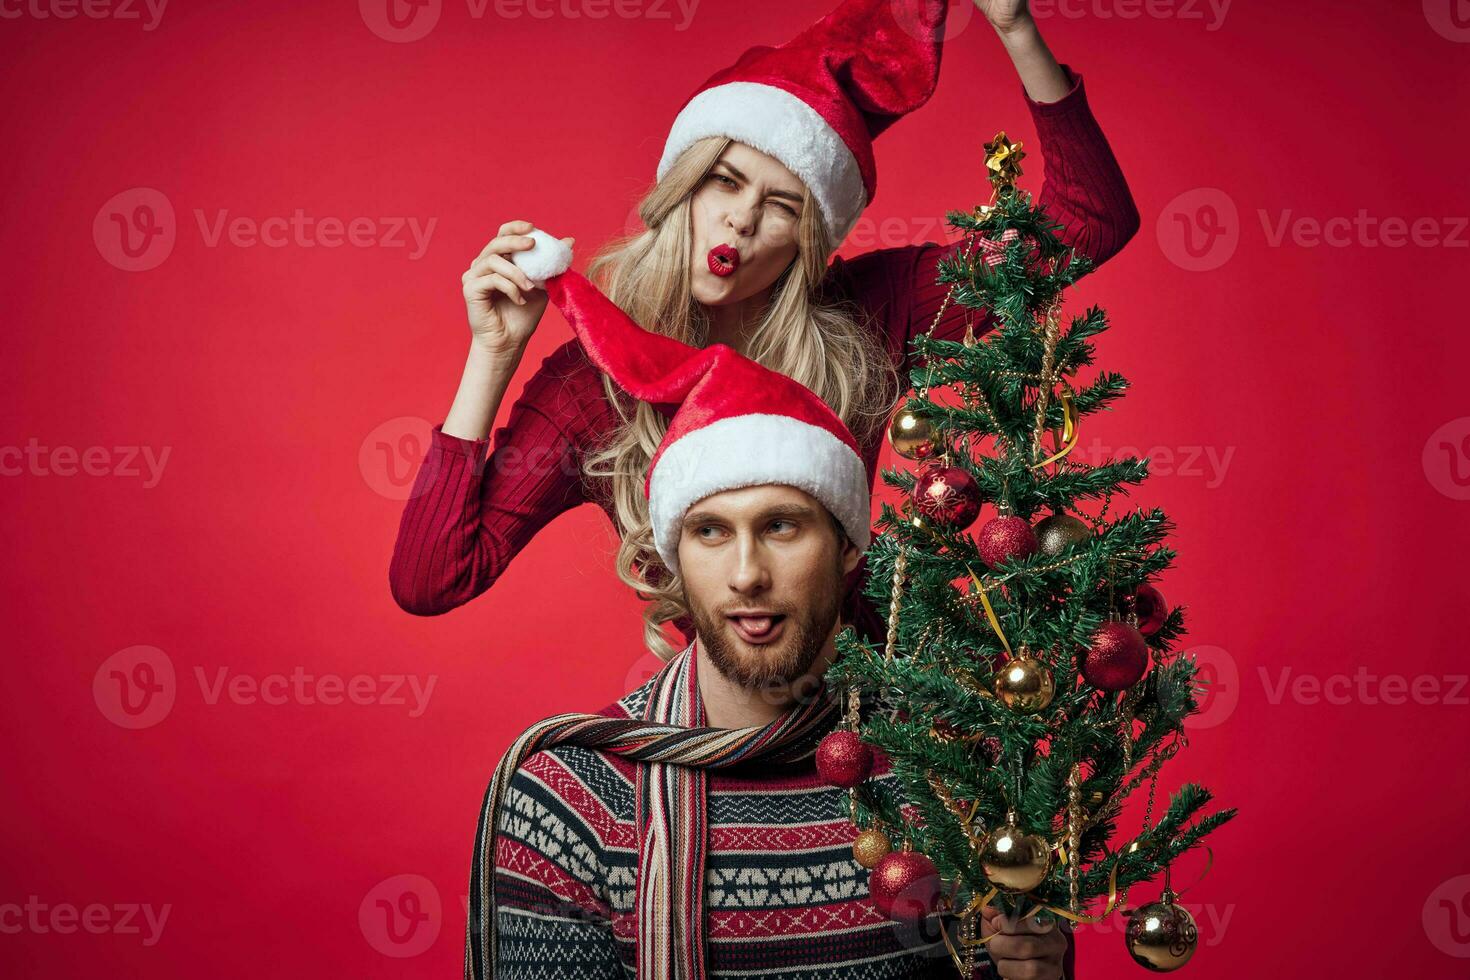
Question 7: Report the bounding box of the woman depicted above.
[390,0,1141,659]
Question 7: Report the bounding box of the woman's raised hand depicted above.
[461,220,575,356]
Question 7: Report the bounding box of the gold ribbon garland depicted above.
[1028,383,1079,470]
[966,567,1013,658]
[1169,845,1215,901]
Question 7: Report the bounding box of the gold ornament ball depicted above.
[1125,895,1199,972]
[888,408,937,461]
[978,822,1052,893]
[853,828,892,869]
[1034,512,1091,556]
[993,655,1055,714]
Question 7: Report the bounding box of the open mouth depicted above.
[727,613,787,645]
[707,243,740,278]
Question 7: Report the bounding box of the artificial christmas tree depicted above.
[822,132,1236,975]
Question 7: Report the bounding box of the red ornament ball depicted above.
[1122,583,1169,635]
[869,850,942,922]
[816,730,874,788]
[1082,621,1150,691]
[911,465,982,530]
[977,515,1039,569]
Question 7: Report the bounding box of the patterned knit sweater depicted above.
[490,674,1077,978]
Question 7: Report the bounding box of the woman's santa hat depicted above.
[656,0,950,248]
[514,233,871,574]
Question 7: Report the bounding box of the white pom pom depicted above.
[510,229,573,287]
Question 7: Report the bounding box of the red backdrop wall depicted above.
[4,0,1469,975]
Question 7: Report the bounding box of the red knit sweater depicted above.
[390,64,1139,641]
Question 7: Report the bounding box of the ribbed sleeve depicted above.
[841,62,1141,371]
[388,341,611,616]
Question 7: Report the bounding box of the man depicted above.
[464,255,1073,979]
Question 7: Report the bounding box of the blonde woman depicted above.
[390,0,1140,660]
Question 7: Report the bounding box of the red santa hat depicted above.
[522,244,871,574]
[656,0,950,248]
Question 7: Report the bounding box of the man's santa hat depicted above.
[656,0,950,247]
[515,232,871,574]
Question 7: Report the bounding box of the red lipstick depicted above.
[707,243,739,277]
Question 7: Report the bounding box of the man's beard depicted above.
[686,571,845,694]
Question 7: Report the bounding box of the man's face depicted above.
[677,484,862,692]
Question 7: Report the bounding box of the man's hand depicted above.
[980,904,1070,980]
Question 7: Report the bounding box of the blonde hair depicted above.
[583,136,897,659]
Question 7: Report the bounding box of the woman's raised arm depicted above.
[888,56,1142,352]
[388,340,600,616]
[389,220,595,616]
[844,10,1141,357]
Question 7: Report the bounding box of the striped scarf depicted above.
[465,643,842,979]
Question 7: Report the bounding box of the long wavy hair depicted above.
[583,135,897,659]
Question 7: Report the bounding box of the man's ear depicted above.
[839,536,863,577]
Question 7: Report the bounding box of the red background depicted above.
[4,0,1469,975]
